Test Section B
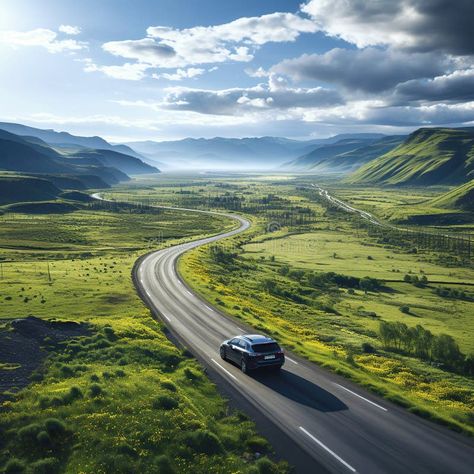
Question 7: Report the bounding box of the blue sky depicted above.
[0,0,473,142]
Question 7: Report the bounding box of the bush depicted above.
[246,435,269,452]
[4,459,25,474]
[36,431,51,447]
[400,305,410,314]
[161,381,177,392]
[255,457,279,474]
[151,455,175,474]
[361,342,376,354]
[152,395,179,410]
[184,367,201,381]
[29,457,59,474]
[103,327,117,341]
[184,429,223,455]
[18,423,42,443]
[45,418,67,437]
[89,384,103,398]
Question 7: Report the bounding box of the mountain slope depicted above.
[0,122,145,160]
[347,128,474,185]
[429,180,474,211]
[0,175,61,204]
[308,136,406,173]
[283,138,380,170]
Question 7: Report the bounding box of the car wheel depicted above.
[220,347,226,360]
[241,358,248,374]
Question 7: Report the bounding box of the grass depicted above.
[174,176,474,435]
[0,191,287,473]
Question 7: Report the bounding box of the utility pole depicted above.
[47,262,52,283]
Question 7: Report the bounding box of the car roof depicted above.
[240,334,275,344]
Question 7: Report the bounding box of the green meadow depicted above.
[0,201,287,474]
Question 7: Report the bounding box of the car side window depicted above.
[230,338,239,345]
[239,340,248,350]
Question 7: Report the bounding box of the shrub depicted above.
[151,455,175,474]
[4,458,25,474]
[28,457,59,474]
[361,342,376,354]
[400,305,410,314]
[45,418,67,437]
[90,374,100,382]
[246,436,269,452]
[18,423,42,443]
[89,384,103,398]
[36,431,51,447]
[161,381,177,392]
[184,429,223,455]
[152,395,179,410]
[115,369,126,377]
[103,327,117,341]
[255,457,279,474]
[184,367,201,381]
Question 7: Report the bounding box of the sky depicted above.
[0,0,473,142]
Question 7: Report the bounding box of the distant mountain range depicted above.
[346,128,474,186]
[0,124,160,208]
[125,133,386,170]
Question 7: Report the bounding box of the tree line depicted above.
[379,321,473,375]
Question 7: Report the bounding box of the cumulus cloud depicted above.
[273,47,449,93]
[0,28,87,53]
[301,0,474,54]
[59,25,81,35]
[102,12,316,69]
[393,68,474,103]
[160,75,343,115]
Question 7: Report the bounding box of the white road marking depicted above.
[211,358,238,381]
[285,356,298,365]
[334,383,388,412]
[299,426,356,472]
[205,305,215,312]
[236,327,243,332]
[162,313,171,321]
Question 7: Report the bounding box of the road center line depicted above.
[334,383,388,412]
[299,426,356,472]
[211,358,238,381]
[285,356,298,364]
[161,313,171,321]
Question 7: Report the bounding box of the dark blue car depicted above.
[220,334,285,374]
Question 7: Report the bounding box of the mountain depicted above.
[125,134,386,169]
[306,136,406,173]
[429,180,474,211]
[0,122,145,160]
[0,175,62,204]
[64,149,159,175]
[283,137,380,170]
[347,127,474,185]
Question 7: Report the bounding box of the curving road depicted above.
[132,206,474,474]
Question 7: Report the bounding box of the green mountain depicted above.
[0,175,62,204]
[347,128,474,185]
[429,180,474,211]
[287,136,405,172]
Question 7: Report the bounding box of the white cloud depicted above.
[59,25,81,36]
[153,67,205,81]
[0,28,87,53]
[102,12,317,69]
[84,61,150,80]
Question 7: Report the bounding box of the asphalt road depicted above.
[134,206,474,474]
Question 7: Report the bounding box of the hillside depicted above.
[429,180,474,211]
[282,137,393,171]
[0,176,61,204]
[0,122,145,160]
[347,127,474,185]
[308,136,406,173]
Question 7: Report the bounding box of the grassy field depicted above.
[0,195,287,473]
[173,175,474,435]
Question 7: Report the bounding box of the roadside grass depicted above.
[175,178,474,435]
[0,197,287,473]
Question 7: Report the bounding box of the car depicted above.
[220,334,285,374]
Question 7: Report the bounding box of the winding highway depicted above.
[132,205,474,474]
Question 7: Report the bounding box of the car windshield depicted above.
[252,342,280,353]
